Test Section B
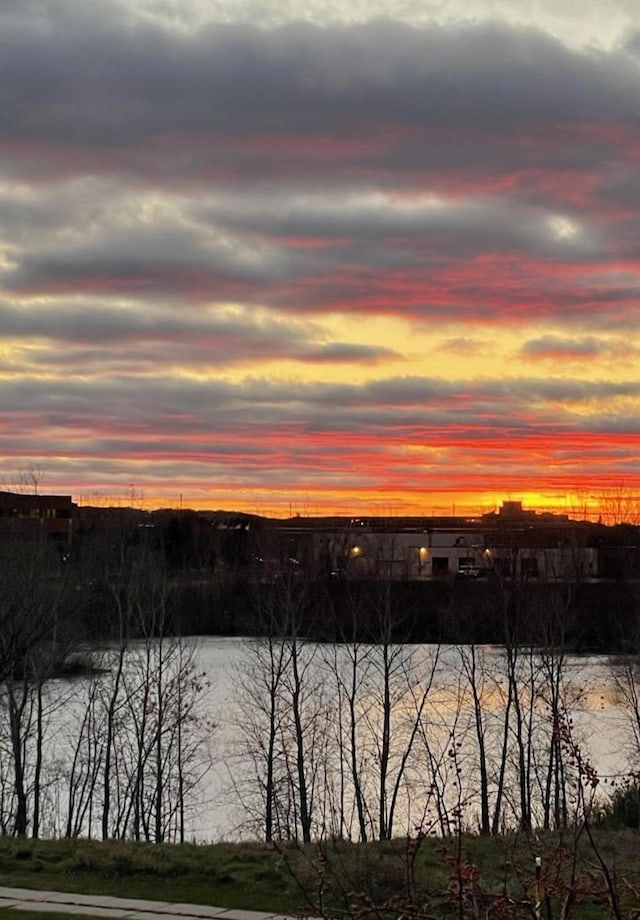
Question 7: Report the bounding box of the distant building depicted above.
[273,501,597,582]
[0,490,76,542]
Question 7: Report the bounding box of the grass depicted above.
[0,838,299,913]
[0,831,640,918]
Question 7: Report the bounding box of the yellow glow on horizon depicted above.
[74,486,618,522]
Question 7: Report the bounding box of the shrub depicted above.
[597,781,640,829]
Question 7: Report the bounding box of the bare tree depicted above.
[457,644,493,835]
[1,462,46,496]
[0,529,76,836]
[597,483,640,526]
[233,563,329,843]
[321,589,374,842]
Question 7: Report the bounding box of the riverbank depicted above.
[2,830,640,919]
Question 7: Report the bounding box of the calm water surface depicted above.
[191,638,632,840]
[47,637,634,841]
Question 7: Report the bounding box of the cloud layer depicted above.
[1,1,640,513]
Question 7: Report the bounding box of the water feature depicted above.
[4,637,636,842]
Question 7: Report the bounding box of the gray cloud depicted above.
[1,15,639,173]
[308,342,398,362]
[521,335,605,357]
[197,191,599,261]
[0,14,636,322]
[0,299,399,368]
[1,373,638,428]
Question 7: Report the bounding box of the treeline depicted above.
[4,512,640,650]
[64,508,640,650]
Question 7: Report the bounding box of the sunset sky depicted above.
[2,0,640,516]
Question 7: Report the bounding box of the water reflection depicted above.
[12,638,640,841]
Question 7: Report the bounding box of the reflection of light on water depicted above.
[39,639,640,841]
[165,642,640,837]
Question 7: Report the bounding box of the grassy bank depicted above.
[0,838,294,913]
[1,831,640,918]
